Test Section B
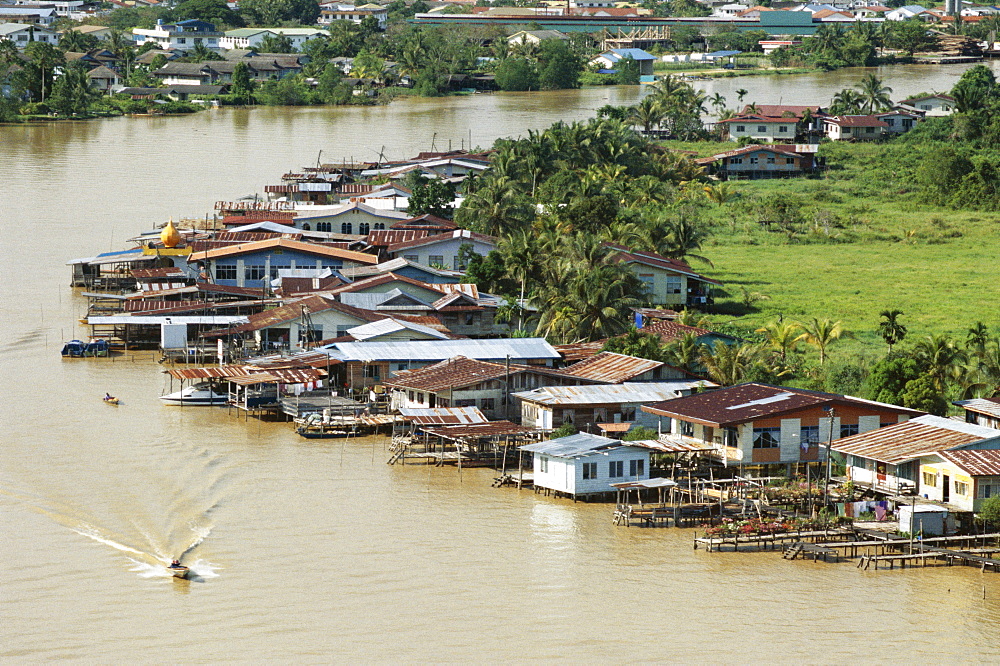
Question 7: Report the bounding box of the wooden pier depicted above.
[694,528,855,553]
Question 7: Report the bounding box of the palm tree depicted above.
[709,92,727,117]
[698,341,763,386]
[756,319,802,363]
[664,332,702,374]
[59,30,98,53]
[796,318,852,365]
[857,73,893,114]
[877,309,907,354]
[703,182,736,205]
[628,95,666,134]
[735,88,748,105]
[830,88,864,115]
[913,334,968,390]
[967,321,991,357]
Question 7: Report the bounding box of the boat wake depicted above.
[71,522,221,580]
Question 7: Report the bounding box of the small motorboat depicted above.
[168,561,189,579]
[160,382,228,406]
[103,394,120,405]
[61,340,86,357]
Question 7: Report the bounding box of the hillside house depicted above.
[0,22,60,45]
[643,383,922,468]
[823,115,890,141]
[521,433,651,499]
[515,381,709,432]
[605,244,721,307]
[561,352,695,383]
[717,114,800,143]
[319,3,388,28]
[900,94,955,116]
[833,415,1000,499]
[219,28,327,51]
[696,144,820,180]
[876,110,920,135]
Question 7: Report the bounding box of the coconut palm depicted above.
[59,30,99,53]
[967,321,991,357]
[664,332,702,374]
[877,309,907,354]
[857,73,893,114]
[913,334,968,390]
[756,318,802,363]
[796,318,852,365]
[735,88,748,105]
[830,88,864,115]
[709,92,727,116]
[698,341,763,386]
[628,95,666,134]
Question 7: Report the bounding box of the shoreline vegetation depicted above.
[0,1,982,123]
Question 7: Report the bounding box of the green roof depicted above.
[225,28,271,37]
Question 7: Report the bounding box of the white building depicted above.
[521,433,651,499]
[318,3,388,28]
[219,27,328,51]
[900,94,955,117]
[133,19,222,52]
[0,22,60,45]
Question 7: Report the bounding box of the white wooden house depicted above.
[900,94,955,116]
[521,433,651,499]
[918,449,1000,512]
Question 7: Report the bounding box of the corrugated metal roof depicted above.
[166,365,253,380]
[955,397,1000,419]
[229,368,326,385]
[832,415,1000,465]
[520,433,642,458]
[610,478,678,489]
[383,356,583,392]
[347,317,450,341]
[937,449,1000,476]
[325,338,560,363]
[398,406,488,424]
[514,382,705,406]
[420,421,534,439]
[632,436,717,452]
[597,422,631,432]
[553,342,605,362]
[643,382,921,427]
[563,352,662,383]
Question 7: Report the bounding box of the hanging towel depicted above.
[874,504,887,521]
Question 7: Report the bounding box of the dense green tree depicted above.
[174,0,244,26]
[49,61,102,115]
[59,30,99,53]
[864,354,922,405]
[912,334,967,390]
[230,61,255,103]
[255,75,309,105]
[900,372,949,415]
[239,0,319,26]
[314,62,351,104]
[858,73,892,114]
[601,327,668,362]
[257,34,295,54]
[461,250,519,297]
[405,174,456,218]
[613,55,640,85]
[185,42,223,61]
[12,41,65,102]
[494,56,537,91]
[980,495,1000,524]
[536,39,581,90]
[797,318,851,365]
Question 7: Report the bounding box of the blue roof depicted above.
[706,50,742,57]
[96,248,142,258]
[608,48,656,61]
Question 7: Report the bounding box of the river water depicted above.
[3,64,1000,661]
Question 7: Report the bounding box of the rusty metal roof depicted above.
[937,449,1000,476]
[597,422,631,433]
[246,351,341,369]
[398,406,488,425]
[632,436,717,452]
[230,295,336,333]
[563,352,663,383]
[166,365,252,380]
[954,397,1000,419]
[383,355,584,392]
[515,382,706,407]
[643,382,921,427]
[420,420,534,440]
[131,267,187,279]
[229,368,326,385]
[832,415,1000,465]
[553,342,605,362]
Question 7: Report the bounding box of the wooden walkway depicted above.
[694,528,854,552]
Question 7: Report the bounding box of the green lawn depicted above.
[669,140,1000,356]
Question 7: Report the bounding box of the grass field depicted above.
[674,140,1000,358]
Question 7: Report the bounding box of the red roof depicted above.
[639,320,713,344]
[644,382,922,428]
[562,352,663,383]
[741,104,823,118]
[387,229,497,253]
[383,355,589,392]
[327,272,447,296]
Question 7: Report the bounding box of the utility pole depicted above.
[823,406,836,525]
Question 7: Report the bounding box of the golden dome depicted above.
[161,218,181,248]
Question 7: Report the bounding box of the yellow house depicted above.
[919,450,1000,512]
[605,243,721,308]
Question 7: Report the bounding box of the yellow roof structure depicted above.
[161,218,181,248]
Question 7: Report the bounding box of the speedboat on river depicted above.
[160,383,228,406]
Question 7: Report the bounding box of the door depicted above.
[876,461,887,484]
[942,474,950,503]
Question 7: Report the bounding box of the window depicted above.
[215,265,237,281]
[17,34,27,41]
[843,126,851,134]
[540,457,549,473]
[428,255,444,266]
[665,275,682,294]
[464,313,475,326]
[374,222,385,230]
[407,390,414,402]
[922,471,937,487]
[364,365,381,379]
[723,427,739,448]
[680,421,694,437]
[341,222,353,234]
[608,460,624,478]
[337,325,352,336]
[865,127,875,134]
[778,125,788,133]
[270,265,290,278]
[244,265,266,281]
[800,426,820,446]
[955,480,970,497]
[639,273,655,291]
[730,157,743,165]
[735,125,745,132]
[177,37,186,44]
[583,462,597,480]
[403,254,418,262]
[317,222,332,232]
[757,125,766,132]
[766,157,776,164]
[753,427,780,449]
[840,423,859,438]
[455,399,476,407]
[786,158,795,165]
[322,262,343,270]
[480,398,495,412]
[884,118,894,126]
[903,119,913,129]
[980,481,999,498]
[359,222,370,235]
[749,157,759,165]
[629,459,645,477]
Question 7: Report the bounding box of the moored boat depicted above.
[160,383,228,406]
[296,425,352,439]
